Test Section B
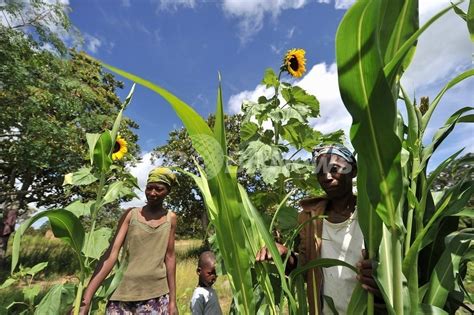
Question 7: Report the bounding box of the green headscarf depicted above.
[147,167,177,187]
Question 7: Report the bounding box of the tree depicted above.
[153,114,271,237]
[0,0,79,55]
[0,25,139,257]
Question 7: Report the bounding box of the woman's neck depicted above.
[326,194,355,223]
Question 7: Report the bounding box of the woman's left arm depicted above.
[165,211,178,315]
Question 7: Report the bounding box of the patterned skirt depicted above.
[106,294,169,315]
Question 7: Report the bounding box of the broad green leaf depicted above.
[269,189,296,232]
[82,227,112,260]
[86,133,101,165]
[417,304,448,314]
[281,86,319,116]
[262,68,279,88]
[213,73,227,153]
[12,209,85,274]
[0,278,17,289]
[63,167,98,186]
[469,0,474,41]
[421,69,474,131]
[421,107,473,168]
[240,122,259,142]
[26,262,48,276]
[275,206,298,231]
[282,120,322,149]
[34,283,75,315]
[289,258,358,281]
[240,140,283,175]
[93,130,113,172]
[65,200,94,218]
[23,284,41,304]
[101,181,134,206]
[347,284,368,315]
[110,84,135,146]
[384,2,461,82]
[336,0,403,229]
[98,60,256,313]
[425,230,474,307]
[323,295,339,315]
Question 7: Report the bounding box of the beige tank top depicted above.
[110,208,171,301]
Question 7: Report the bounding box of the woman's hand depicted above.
[256,242,288,261]
[356,250,386,311]
[168,300,178,315]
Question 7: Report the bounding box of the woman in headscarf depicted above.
[79,167,179,315]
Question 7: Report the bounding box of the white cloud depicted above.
[227,62,352,147]
[157,0,196,11]
[221,0,309,43]
[121,0,131,7]
[402,1,471,91]
[84,33,102,53]
[121,152,163,208]
[334,0,354,9]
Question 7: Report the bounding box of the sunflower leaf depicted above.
[63,167,98,186]
[262,68,279,88]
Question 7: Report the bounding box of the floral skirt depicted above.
[106,294,169,315]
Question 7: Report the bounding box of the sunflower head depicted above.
[112,136,128,161]
[282,48,306,78]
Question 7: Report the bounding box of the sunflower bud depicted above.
[419,96,429,115]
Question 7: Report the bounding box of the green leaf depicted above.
[347,284,368,315]
[425,230,474,307]
[262,68,279,88]
[65,200,94,218]
[0,278,17,289]
[86,133,101,165]
[468,0,474,41]
[110,84,135,145]
[99,60,256,313]
[384,2,461,82]
[34,283,75,315]
[421,69,474,131]
[323,295,339,315]
[281,121,322,150]
[289,258,358,281]
[82,227,112,260]
[213,73,227,153]
[452,2,467,21]
[12,209,85,274]
[93,130,113,172]
[281,86,319,116]
[240,140,283,175]
[417,304,448,314]
[240,122,259,142]
[275,206,298,231]
[26,262,48,276]
[23,284,41,304]
[63,167,98,186]
[101,181,134,206]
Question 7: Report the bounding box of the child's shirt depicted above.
[190,286,222,315]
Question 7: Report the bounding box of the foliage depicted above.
[0,24,139,256]
[100,55,354,314]
[0,0,79,55]
[10,86,139,315]
[153,114,270,238]
[335,0,473,314]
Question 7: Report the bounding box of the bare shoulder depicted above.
[168,211,177,226]
[118,207,135,226]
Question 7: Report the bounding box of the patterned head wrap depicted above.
[147,167,177,187]
[312,144,356,165]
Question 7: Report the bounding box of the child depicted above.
[190,251,222,315]
[79,167,178,315]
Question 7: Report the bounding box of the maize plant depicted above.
[336,0,473,314]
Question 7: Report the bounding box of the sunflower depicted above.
[282,48,306,78]
[112,136,128,161]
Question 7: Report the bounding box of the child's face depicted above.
[198,262,217,287]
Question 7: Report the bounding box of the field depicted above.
[0,235,233,314]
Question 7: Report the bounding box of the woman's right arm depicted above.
[80,208,134,312]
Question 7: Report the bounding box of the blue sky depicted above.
[67,0,473,203]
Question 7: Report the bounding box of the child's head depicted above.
[197,251,217,287]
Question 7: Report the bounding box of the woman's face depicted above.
[145,182,170,205]
[315,154,356,199]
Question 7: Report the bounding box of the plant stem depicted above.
[392,229,404,315]
[73,280,84,315]
[85,173,106,266]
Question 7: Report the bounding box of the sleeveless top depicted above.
[110,208,171,301]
